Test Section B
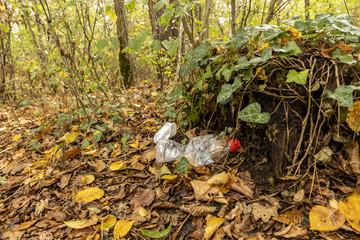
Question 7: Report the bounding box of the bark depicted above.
[114,0,133,88]
[231,0,236,36]
[305,0,310,20]
[0,0,11,100]
[264,0,277,24]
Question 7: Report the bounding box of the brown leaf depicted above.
[140,148,156,163]
[17,218,41,230]
[190,180,228,204]
[95,160,106,173]
[130,189,155,209]
[274,209,304,225]
[65,148,80,159]
[229,178,253,198]
[322,44,354,58]
[152,201,179,209]
[48,209,67,222]
[252,202,278,223]
[180,204,217,216]
[293,189,305,202]
[274,224,307,238]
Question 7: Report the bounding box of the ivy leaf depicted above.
[238,102,270,124]
[217,84,234,104]
[222,67,233,82]
[175,157,189,174]
[261,48,273,62]
[331,48,356,64]
[140,224,171,238]
[278,41,302,58]
[162,38,179,55]
[235,57,250,70]
[155,165,172,180]
[287,69,308,84]
[110,38,120,48]
[325,85,360,107]
[232,77,243,89]
[233,35,249,49]
[243,67,253,82]
[93,131,102,142]
[167,86,184,104]
[263,29,283,41]
[180,61,196,78]
[164,107,177,119]
[204,65,213,78]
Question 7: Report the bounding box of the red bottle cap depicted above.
[229,140,241,152]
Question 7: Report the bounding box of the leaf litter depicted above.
[1,81,360,239]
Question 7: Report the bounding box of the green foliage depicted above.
[175,157,189,174]
[238,102,270,124]
[168,14,360,126]
[140,224,171,238]
[325,85,360,108]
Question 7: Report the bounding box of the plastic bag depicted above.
[154,123,237,167]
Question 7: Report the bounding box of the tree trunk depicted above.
[0,0,11,100]
[305,0,310,20]
[264,0,277,24]
[231,0,236,36]
[114,0,133,88]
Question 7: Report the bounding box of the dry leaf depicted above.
[229,177,253,198]
[12,134,22,141]
[190,180,228,204]
[208,172,229,186]
[152,201,178,209]
[180,204,217,216]
[204,217,225,240]
[293,189,305,202]
[64,215,99,229]
[274,224,307,238]
[17,218,41,230]
[339,190,360,231]
[141,148,156,163]
[95,160,106,173]
[346,101,360,133]
[56,132,79,145]
[113,220,135,239]
[130,140,139,148]
[274,209,303,225]
[130,189,155,209]
[252,202,278,223]
[75,187,104,203]
[64,148,80,159]
[138,206,148,217]
[81,175,95,184]
[309,205,345,231]
[322,44,354,58]
[225,204,243,220]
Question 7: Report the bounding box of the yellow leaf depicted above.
[32,160,48,169]
[339,190,360,231]
[110,149,122,158]
[259,42,270,51]
[98,215,117,231]
[12,134,22,141]
[309,205,345,231]
[138,206,148,217]
[130,155,141,162]
[81,175,95,184]
[110,161,126,171]
[130,140,139,148]
[204,217,224,240]
[71,125,79,131]
[160,174,178,180]
[82,150,98,156]
[57,132,80,145]
[64,215,99,229]
[287,27,302,39]
[114,220,135,239]
[75,187,104,203]
[207,172,229,186]
[346,101,360,132]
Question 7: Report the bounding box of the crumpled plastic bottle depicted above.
[154,122,241,167]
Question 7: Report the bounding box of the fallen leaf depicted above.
[252,202,278,223]
[57,132,80,145]
[98,215,117,231]
[12,134,22,141]
[208,172,229,186]
[293,189,305,202]
[190,180,228,204]
[81,175,95,184]
[274,209,304,225]
[130,189,155,209]
[322,44,354,58]
[114,220,135,238]
[339,190,360,231]
[130,140,139,148]
[110,161,126,171]
[75,187,104,203]
[309,205,345,231]
[138,206,148,217]
[180,204,217,216]
[65,148,80,159]
[346,101,360,132]
[17,218,41,230]
[140,224,171,238]
[204,217,224,240]
[64,215,99,229]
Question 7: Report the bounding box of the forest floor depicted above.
[0,81,360,240]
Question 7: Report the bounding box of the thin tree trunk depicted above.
[231,0,236,36]
[264,0,277,24]
[305,0,310,20]
[114,0,133,88]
